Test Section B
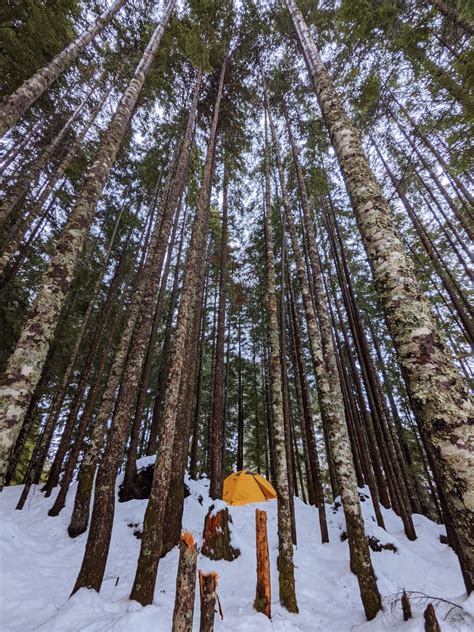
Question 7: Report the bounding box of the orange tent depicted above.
[223,470,277,506]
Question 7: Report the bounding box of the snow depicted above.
[0,460,472,631]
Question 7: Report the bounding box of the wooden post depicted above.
[199,570,219,632]
[424,603,441,632]
[401,590,412,621]
[254,509,271,618]
[172,532,198,632]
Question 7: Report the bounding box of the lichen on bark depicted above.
[285,0,474,592]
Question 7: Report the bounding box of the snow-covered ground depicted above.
[0,459,472,631]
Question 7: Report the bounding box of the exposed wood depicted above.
[199,570,219,632]
[172,532,198,632]
[254,509,271,619]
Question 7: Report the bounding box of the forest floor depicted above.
[0,457,472,631]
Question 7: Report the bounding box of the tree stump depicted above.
[401,590,412,621]
[172,532,198,632]
[199,570,219,632]
[201,505,240,561]
[424,603,441,632]
[254,509,271,619]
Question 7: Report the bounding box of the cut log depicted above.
[424,603,441,632]
[201,505,240,561]
[254,509,271,619]
[199,570,219,632]
[172,532,198,632]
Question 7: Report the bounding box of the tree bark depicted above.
[161,239,211,556]
[199,571,219,632]
[0,81,97,228]
[266,89,381,617]
[286,0,473,592]
[372,139,473,348]
[0,4,175,488]
[209,164,229,499]
[254,509,271,619]
[172,532,198,632]
[424,603,441,632]
[128,58,227,607]
[262,106,298,613]
[0,0,127,137]
[0,87,110,276]
[147,208,188,456]
[111,71,202,503]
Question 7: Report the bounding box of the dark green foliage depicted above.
[0,0,79,96]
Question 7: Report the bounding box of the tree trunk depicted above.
[0,0,127,137]
[161,239,211,556]
[0,87,110,276]
[394,118,474,242]
[0,81,95,227]
[209,164,229,499]
[237,314,244,471]
[0,5,175,488]
[391,93,473,207]
[116,72,202,503]
[286,0,473,592]
[279,235,297,544]
[45,224,130,499]
[266,88,381,618]
[325,203,416,538]
[147,208,187,456]
[66,203,160,537]
[128,58,227,607]
[262,106,298,614]
[172,532,198,632]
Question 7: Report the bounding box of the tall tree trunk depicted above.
[209,164,229,499]
[0,87,110,276]
[0,122,40,175]
[0,81,96,227]
[70,71,199,596]
[237,313,245,471]
[279,231,297,544]
[393,118,474,241]
[66,225,154,535]
[287,277,330,541]
[19,206,124,507]
[128,58,227,607]
[267,95,381,617]
[45,230,132,503]
[262,107,298,614]
[120,196,184,499]
[262,339,276,486]
[286,0,473,592]
[0,4,175,488]
[252,346,262,475]
[324,202,416,538]
[162,241,210,556]
[106,71,201,502]
[391,94,473,207]
[372,139,473,345]
[40,204,124,494]
[0,0,127,137]
[147,209,188,456]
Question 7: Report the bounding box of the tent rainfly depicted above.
[223,470,277,506]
